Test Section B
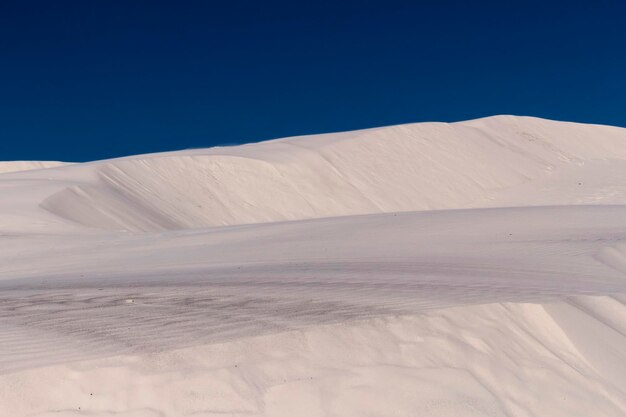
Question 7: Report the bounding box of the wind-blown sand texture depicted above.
[1,116,625,416]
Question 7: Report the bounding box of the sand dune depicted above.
[0,161,69,174]
[2,115,625,233]
[0,116,625,416]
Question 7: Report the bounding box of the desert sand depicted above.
[1,116,625,416]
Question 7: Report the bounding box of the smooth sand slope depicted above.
[0,116,625,416]
[0,161,69,174]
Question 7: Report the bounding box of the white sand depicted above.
[0,115,625,416]
[0,161,69,174]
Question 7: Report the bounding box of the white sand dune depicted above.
[0,161,69,174]
[0,115,625,416]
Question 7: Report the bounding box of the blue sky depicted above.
[1,1,625,162]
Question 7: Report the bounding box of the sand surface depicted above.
[1,116,625,416]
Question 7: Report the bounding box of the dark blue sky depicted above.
[2,1,625,162]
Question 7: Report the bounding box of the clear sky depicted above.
[2,0,625,162]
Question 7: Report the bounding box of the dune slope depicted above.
[0,115,625,416]
[0,161,69,174]
[1,115,624,233]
